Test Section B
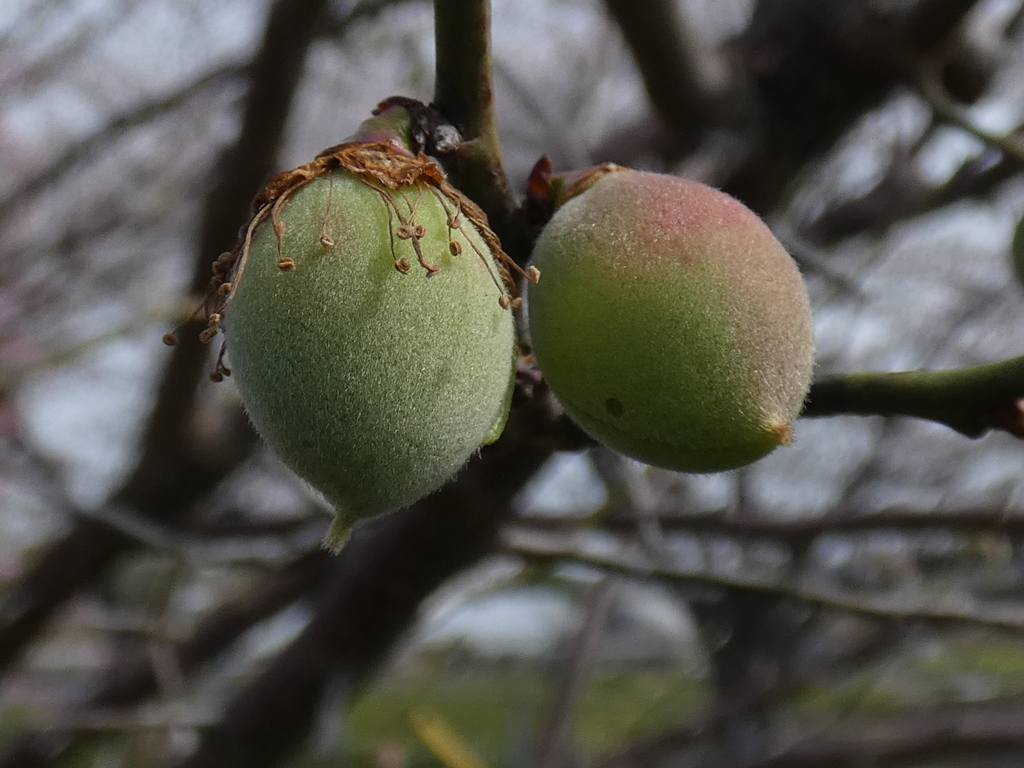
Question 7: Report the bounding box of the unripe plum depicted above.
[527,168,814,472]
[214,143,518,546]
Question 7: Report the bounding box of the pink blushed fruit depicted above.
[527,168,814,472]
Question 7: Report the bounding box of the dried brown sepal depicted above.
[554,163,626,208]
[211,252,233,280]
[525,156,555,216]
[240,142,518,298]
[212,342,231,381]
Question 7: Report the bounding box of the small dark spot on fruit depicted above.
[605,397,624,417]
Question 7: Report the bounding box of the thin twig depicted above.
[515,506,1024,540]
[0,62,247,222]
[70,503,326,565]
[918,53,1024,166]
[595,621,896,768]
[0,0,329,678]
[318,0,420,36]
[602,0,713,154]
[704,701,1024,768]
[534,578,615,768]
[506,529,1024,635]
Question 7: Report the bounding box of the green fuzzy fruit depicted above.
[527,168,814,472]
[222,158,516,544]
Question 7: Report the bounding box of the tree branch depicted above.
[0,550,333,768]
[804,146,1020,245]
[707,701,1024,768]
[802,356,1024,438]
[94,549,334,707]
[507,529,1024,635]
[534,578,614,768]
[597,621,896,768]
[318,0,420,37]
[918,50,1024,165]
[601,0,713,156]
[432,0,514,231]
[0,0,330,676]
[169,401,556,768]
[0,62,247,225]
[516,507,1024,541]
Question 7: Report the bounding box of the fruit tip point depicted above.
[769,421,793,446]
[322,516,352,554]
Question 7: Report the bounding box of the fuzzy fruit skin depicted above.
[527,169,814,472]
[225,169,515,527]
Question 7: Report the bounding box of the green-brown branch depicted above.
[802,356,1024,438]
[432,0,514,230]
